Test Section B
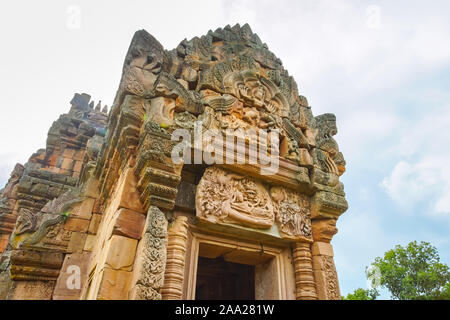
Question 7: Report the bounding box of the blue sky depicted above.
[0,0,449,299]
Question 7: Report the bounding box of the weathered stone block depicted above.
[73,150,85,161]
[0,234,9,253]
[88,214,102,235]
[67,232,88,253]
[105,235,137,271]
[83,234,96,252]
[71,198,95,219]
[73,161,83,173]
[118,169,145,213]
[63,148,76,159]
[97,268,132,300]
[61,158,74,171]
[31,183,49,196]
[312,242,334,257]
[112,209,145,240]
[83,177,100,199]
[92,199,101,214]
[64,217,90,232]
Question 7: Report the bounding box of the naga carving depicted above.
[11,189,83,251]
[310,113,348,218]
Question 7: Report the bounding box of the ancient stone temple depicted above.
[0,24,347,300]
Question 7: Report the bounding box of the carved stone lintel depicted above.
[196,167,274,229]
[161,216,188,300]
[292,242,318,300]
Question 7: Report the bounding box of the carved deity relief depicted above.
[270,186,312,241]
[121,32,166,98]
[314,113,346,181]
[310,114,348,218]
[196,167,274,229]
[198,58,289,134]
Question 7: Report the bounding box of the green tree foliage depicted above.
[343,288,379,300]
[368,241,450,300]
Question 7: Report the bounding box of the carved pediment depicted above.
[198,57,290,126]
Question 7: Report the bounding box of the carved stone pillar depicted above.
[311,242,340,300]
[129,206,168,300]
[161,215,188,300]
[292,242,318,300]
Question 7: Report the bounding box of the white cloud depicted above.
[382,156,450,216]
[333,209,391,295]
[382,99,450,217]
[382,160,439,207]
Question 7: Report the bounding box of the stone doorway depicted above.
[182,230,296,300]
[195,257,255,300]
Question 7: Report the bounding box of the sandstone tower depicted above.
[0,24,347,300]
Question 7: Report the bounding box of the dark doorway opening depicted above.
[195,256,255,300]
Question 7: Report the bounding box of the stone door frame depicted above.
[183,229,295,300]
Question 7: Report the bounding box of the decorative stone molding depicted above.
[9,249,64,281]
[134,121,182,211]
[292,242,317,300]
[161,215,189,300]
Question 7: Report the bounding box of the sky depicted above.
[0,0,449,299]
